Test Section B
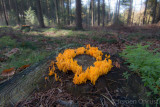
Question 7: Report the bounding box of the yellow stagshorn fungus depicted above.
[49,44,113,85]
[48,61,60,81]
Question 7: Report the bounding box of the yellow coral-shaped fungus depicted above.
[49,44,113,85]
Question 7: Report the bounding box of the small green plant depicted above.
[122,71,131,79]
[24,7,39,26]
[120,44,160,101]
[0,36,17,48]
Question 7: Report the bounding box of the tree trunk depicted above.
[143,0,148,24]
[54,0,59,24]
[102,0,105,27]
[91,0,94,26]
[13,0,21,24]
[70,0,72,24]
[1,0,9,26]
[67,0,70,25]
[132,11,135,25]
[107,0,111,24]
[61,0,65,24]
[36,0,45,27]
[98,0,100,26]
[76,0,83,29]
[156,0,160,22]
[46,0,50,17]
[9,0,13,10]
[115,0,120,24]
[127,0,133,25]
[152,0,157,24]
[138,0,143,25]
[88,1,91,27]
[117,0,120,20]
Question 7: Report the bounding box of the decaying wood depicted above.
[0,44,78,107]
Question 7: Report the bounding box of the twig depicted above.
[105,87,117,107]
[100,94,115,106]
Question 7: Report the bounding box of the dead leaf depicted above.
[1,68,15,77]
[18,64,30,72]
[4,48,20,57]
[114,61,120,68]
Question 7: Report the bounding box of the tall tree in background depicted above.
[102,0,105,26]
[127,0,133,24]
[152,0,157,23]
[91,0,94,26]
[98,0,100,26]
[36,0,45,27]
[67,0,70,25]
[114,0,121,23]
[13,0,21,24]
[54,0,59,24]
[157,0,160,22]
[1,0,8,25]
[107,0,111,24]
[46,0,50,17]
[117,0,121,20]
[143,0,148,24]
[76,0,83,29]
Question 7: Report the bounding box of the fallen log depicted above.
[0,44,80,107]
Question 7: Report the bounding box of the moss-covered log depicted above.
[0,44,80,107]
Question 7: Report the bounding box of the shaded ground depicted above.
[0,25,160,106]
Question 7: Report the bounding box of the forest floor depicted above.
[0,25,160,106]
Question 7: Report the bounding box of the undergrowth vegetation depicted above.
[0,36,17,48]
[121,44,160,102]
[1,49,49,72]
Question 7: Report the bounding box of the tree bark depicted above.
[98,0,100,26]
[117,0,120,20]
[54,0,59,24]
[152,0,157,24]
[143,0,148,24]
[107,0,111,24]
[36,0,45,27]
[127,0,133,25]
[13,0,21,24]
[91,0,94,26]
[67,0,70,25]
[76,0,83,29]
[46,0,50,17]
[156,0,160,22]
[1,0,9,25]
[102,0,105,27]
[9,0,13,10]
